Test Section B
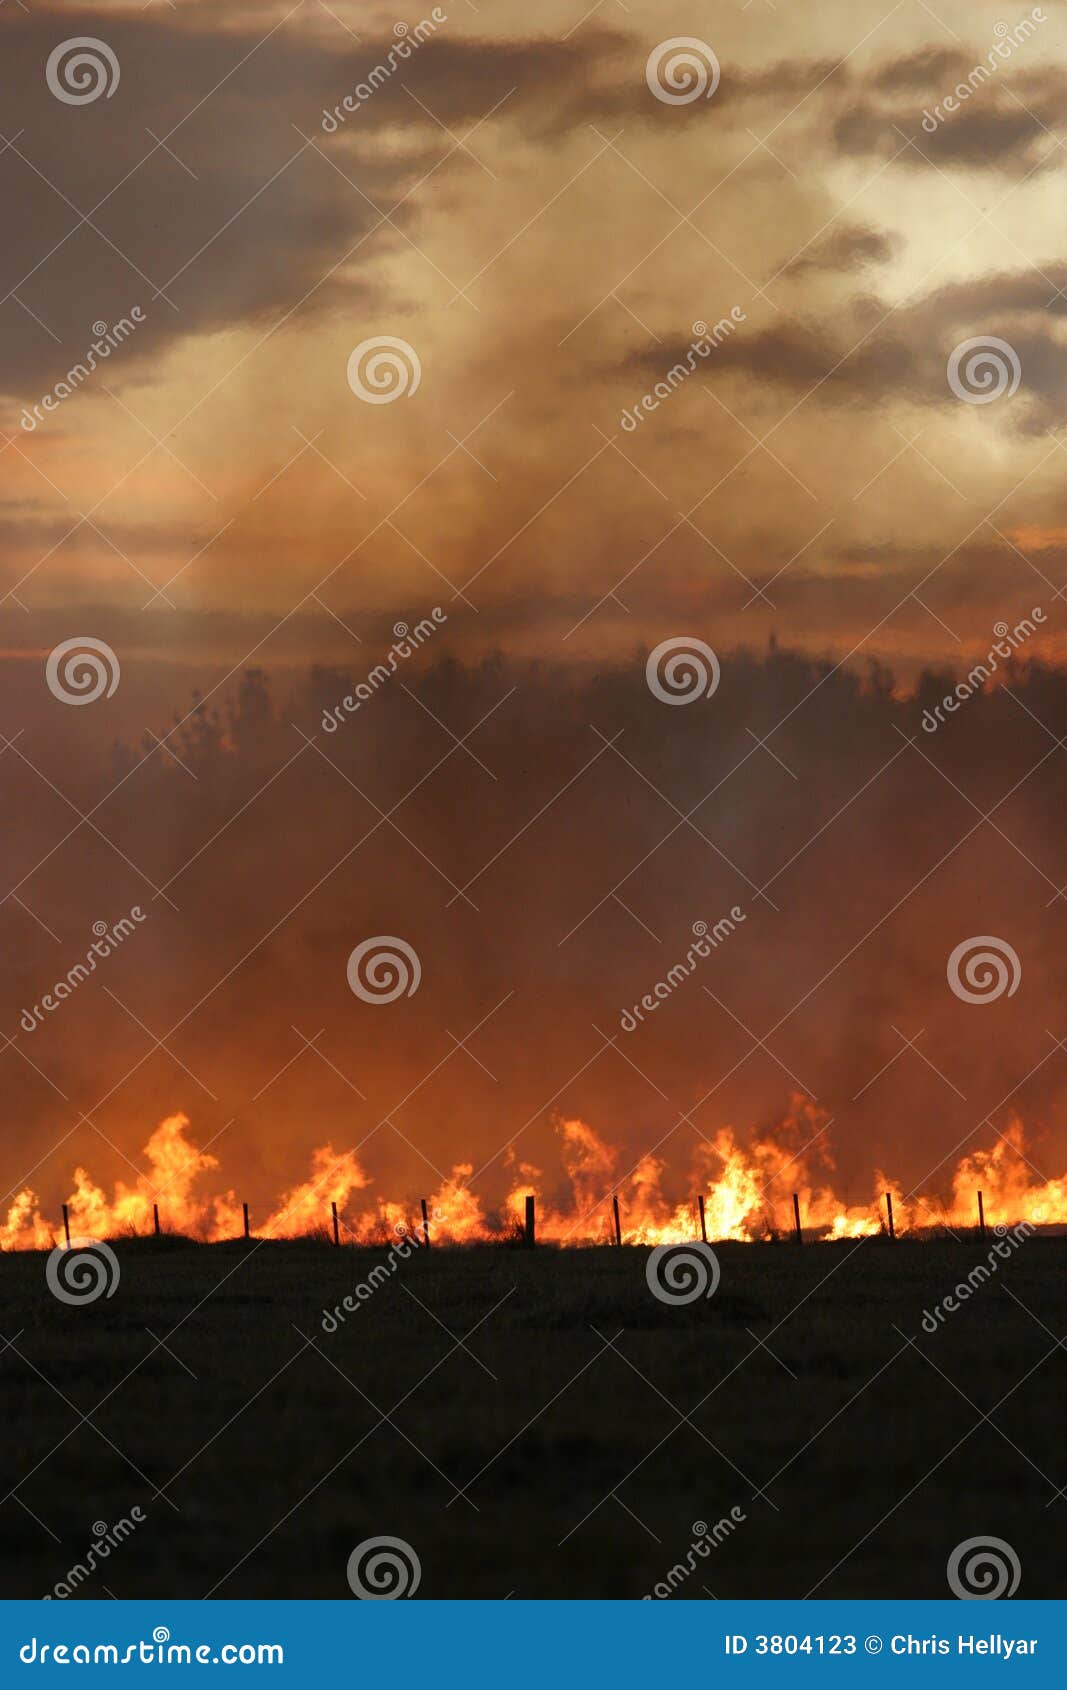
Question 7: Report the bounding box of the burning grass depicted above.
[4,1106,1067,1253]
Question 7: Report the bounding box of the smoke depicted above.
[3,641,1065,1224]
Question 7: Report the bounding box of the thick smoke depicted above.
[3,641,1065,1226]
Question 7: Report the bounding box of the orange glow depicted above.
[3,1105,1067,1251]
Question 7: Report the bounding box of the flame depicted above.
[4,1102,1067,1251]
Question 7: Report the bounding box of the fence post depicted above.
[331,1201,340,1247]
[612,1194,622,1247]
[698,1193,707,1244]
[885,1192,895,1242]
[243,1202,250,1240]
[62,1204,71,1248]
[792,1193,803,1244]
[524,1194,535,1249]
[420,1198,431,1248]
[977,1189,986,1241]
[153,1203,160,1237]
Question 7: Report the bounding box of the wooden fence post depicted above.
[331,1201,340,1247]
[243,1201,250,1240]
[977,1189,986,1241]
[153,1203,160,1237]
[62,1204,71,1247]
[524,1194,535,1249]
[792,1192,803,1244]
[698,1193,708,1244]
[420,1198,431,1248]
[885,1192,895,1242]
[612,1194,622,1247]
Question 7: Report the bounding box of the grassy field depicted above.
[1,1233,1064,1599]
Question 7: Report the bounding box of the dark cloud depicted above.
[0,4,622,402]
[783,223,896,276]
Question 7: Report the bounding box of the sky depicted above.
[2,0,1067,1233]
[3,0,1066,674]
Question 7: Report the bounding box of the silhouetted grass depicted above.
[1,1237,1062,1598]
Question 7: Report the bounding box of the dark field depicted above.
[2,1234,1065,1599]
